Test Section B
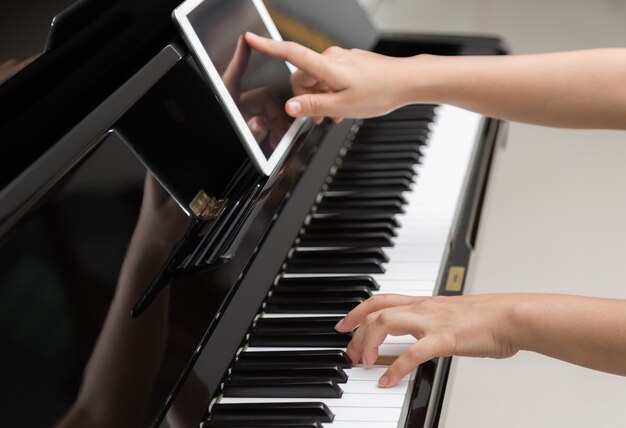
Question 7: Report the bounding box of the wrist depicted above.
[505,293,540,353]
[400,54,450,106]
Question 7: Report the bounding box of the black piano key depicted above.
[342,151,421,163]
[315,202,404,216]
[360,118,432,130]
[235,350,352,368]
[204,421,323,428]
[229,364,348,383]
[248,330,352,347]
[271,285,373,300]
[329,176,414,187]
[303,223,397,237]
[356,127,430,139]
[318,195,405,209]
[353,133,429,144]
[297,233,394,248]
[264,296,365,314]
[254,316,343,331]
[290,247,389,263]
[340,155,418,168]
[368,105,436,122]
[285,258,385,274]
[336,162,416,175]
[332,169,415,181]
[327,181,411,193]
[276,276,380,291]
[323,191,407,202]
[209,402,334,423]
[301,224,398,236]
[307,214,400,229]
[222,379,343,399]
[347,142,424,153]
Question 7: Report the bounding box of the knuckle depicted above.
[377,311,393,326]
[439,332,458,355]
[405,345,423,362]
[364,312,378,324]
[324,46,342,55]
[307,96,321,114]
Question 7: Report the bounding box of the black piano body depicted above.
[0,1,507,426]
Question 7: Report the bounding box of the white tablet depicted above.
[173,0,306,176]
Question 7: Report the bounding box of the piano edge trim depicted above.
[424,116,507,428]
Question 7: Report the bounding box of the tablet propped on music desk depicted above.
[173,0,307,176]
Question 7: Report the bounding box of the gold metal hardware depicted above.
[445,266,466,292]
[189,190,226,221]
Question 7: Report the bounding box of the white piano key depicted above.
[344,366,413,381]
[219,393,404,408]
[375,279,436,290]
[245,342,410,357]
[340,379,409,395]
[370,271,437,281]
[323,423,398,428]
[382,262,441,274]
[383,245,446,262]
[261,312,346,318]
[332,406,402,422]
[373,289,434,297]
[378,334,417,345]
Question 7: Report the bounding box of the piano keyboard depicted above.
[204,104,483,427]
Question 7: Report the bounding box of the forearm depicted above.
[75,230,172,426]
[508,294,626,376]
[405,49,626,129]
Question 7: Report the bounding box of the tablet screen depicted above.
[185,0,297,163]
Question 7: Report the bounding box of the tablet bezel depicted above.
[172,0,306,176]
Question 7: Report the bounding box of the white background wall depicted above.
[360,1,626,427]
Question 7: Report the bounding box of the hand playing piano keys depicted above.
[336,292,626,389]
[335,293,519,387]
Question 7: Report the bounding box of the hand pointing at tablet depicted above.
[244,32,411,123]
[222,35,291,150]
[245,32,626,130]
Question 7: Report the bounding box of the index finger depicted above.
[245,32,328,77]
[335,294,421,332]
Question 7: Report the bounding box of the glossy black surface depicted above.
[0,133,226,427]
[0,0,181,189]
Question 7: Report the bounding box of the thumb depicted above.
[286,93,340,118]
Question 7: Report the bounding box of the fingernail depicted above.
[287,100,302,115]
[334,318,344,330]
[246,31,258,40]
[362,353,368,365]
[378,376,390,387]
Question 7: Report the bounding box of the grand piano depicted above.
[0,1,507,426]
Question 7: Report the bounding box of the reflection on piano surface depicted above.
[0,1,506,427]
